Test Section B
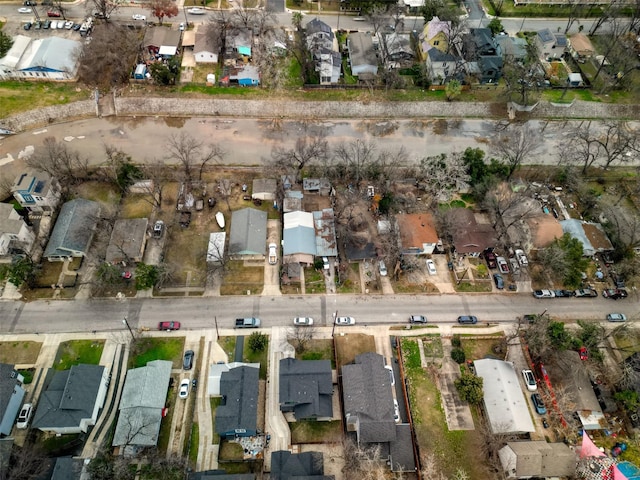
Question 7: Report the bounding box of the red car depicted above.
[158,321,181,331]
[47,10,60,17]
[579,346,588,361]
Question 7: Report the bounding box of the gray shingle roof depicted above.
[279,358,333,419]
[342,352,396,443]
[229,208,267,256]
[270,450,333,479]
[0,364,25,436]
[105,218,149,264]
[0,203,25,236]
[215,366,259,436]
[51,456,83,480]
[32,364,104,430]
[44,199,100,259]
[389,424,416,472]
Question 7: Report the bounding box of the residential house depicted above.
[347,32,378,77]
[303,178,331,195]
[32,364,107,435]
[560,219,613,256]
[11,171,61,213]
[449,208,497,255]
[498,441,576,479]
[425,48,460,85]
[314,48,341,85]
[381,33,414,68]
[207,362,261,397]
[477,55,503,83]
[536,28,567,60]
[112,360,172,451]
[341,352,415,472]
[221,64,260,86]
[207,232,226,265]
[570,33,595,60]
[279,358,333,421]
[0,203,35,257]
[465,28,503,83]
[229,208,267,259]
[49,456,84,480]
[396,213,439,255]
[283,190,303,213]
[252,178,277,201]
[0,36,81,81]
[283,211,316,265]
[469,28,499,56]
[305,18,334,51]
[144,27,181,57]
[194,33,219,64]
[43,199,101,261]
[215,365,259,439]
[0,364,25,436]
[226,29,252,58]
[270,451,334,480]
[495,36,527,61]
[473,359,535,434]
[420,16,451,55]
[313,208,337,259]
[105,218,149,265]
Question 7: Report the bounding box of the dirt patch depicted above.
[334,334,376,369]
[0,341,43,364]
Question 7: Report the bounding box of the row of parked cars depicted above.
[483,248,528,274]
[533,287,628,299]
[409,315,478,325]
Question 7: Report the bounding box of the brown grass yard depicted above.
[460,335,506,362]
[0,341,42,364]
[120,194,154,219]
[334,334,376,369]
[289,420,343,444]
[220,261,264,295]
[71,182,121,207]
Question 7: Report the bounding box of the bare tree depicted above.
[231,7,276,36]
[4,442,49,480]
[208,10,236,62]
[502,44,545,106]
[483,183,537,244]
[288,325,316,354]
[268,136,329,183]
[334,140,377,190]
[141,160,173,211]
[87,0,120,21]
[491,124,542,180]
[476,416,518,473]
[165,132,224,184]
[26,136,89,185]
[417,152,470,205]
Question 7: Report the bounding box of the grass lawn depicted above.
[54,340,105,371]
[188,423,199,464]
[33,261,63,288]
[129,337,185,368]
[420,335,444,357]
[336,263,360,294]
[0,341,42,364]
[289,420,343,444]
[243,336,269,379]
[218,336,236,362]
[304,267,326,294]
[300,339,334,367]
[454,281,493,293]
[72,182,121,206]
[210,396,222,444]
[401,338,491,478]
[219,440,245,461]
[121,194,154,219]
[0,81,90,119]
[460,335,506,361]
[392,276,440,293]
[613,331,640,360]
[157,386,175,453]
[334,334,376,369]
[220,260,264,295]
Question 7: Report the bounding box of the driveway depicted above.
[262,219,281,296]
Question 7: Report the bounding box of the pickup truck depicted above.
[235,317,261,328]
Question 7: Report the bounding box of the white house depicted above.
[425,48,459,85]
[0,203,35,258]
[194,33,219,64]
[0,36,81,81]
[11,171,62,213]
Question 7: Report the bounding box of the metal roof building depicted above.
[283,211,316,265]
[229,208,267,258]
[313,208,337,258]
[474,358,535,434]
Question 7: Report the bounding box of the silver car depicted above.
[293,317,314,326]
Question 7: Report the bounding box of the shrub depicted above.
[248,332,268,352]
[451,335,461,348]
[451,347,466,364]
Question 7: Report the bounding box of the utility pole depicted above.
[331,311,338,337]
[122,317,135,341]
[214,316,219,338]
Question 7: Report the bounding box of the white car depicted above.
[496,256,509,274]
[393,399,400,423]
[16,403,32,429]
[533,289,555,299]
[426,259,437,275]
[179,22,185,31]
[57,20,65,28]
[385,365,395,386]
[322,257,330,270]
[50,20,57,29]
[378,260,387,277]
[64,20,73,29]
[515,249,529,266]
[522,369,537,392]
[132,14,146,20]
[179,379,190,399]
[268,243,277,265]
[187,7,205,14]
[293,317,314,326]
[18,7,32,13]
[335,316,355,326]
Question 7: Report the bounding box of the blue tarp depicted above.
[618,461,640,480]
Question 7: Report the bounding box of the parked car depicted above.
[575,288,598,298]
[579,346,588,361]
[179,22,185,31]
[24,0,37,5]
[409,315,427,324]
[493,273,504,290]
[132,14,146,20]
[531,393,547,415]
[293,317,313,326]
[483,250,497,269]
[457,315,478,325]
[322,257,330,270]
[378,260,387,277]
[183,350,194,370]
[611,272,625,289]
[192,378,198,389]
[64,20,73,29]
[57,20,65,28]
[42,20,51,28]
[158,321,181,331]
[606,313,627,322]
[496,256,509,274]
[554,289,575,298]
[23,22,32,30]
[47,10,61,17]
[16,403,33,429]
[393,399,400,423]
[179,379,190,399]
[522,369,537,392]
[426,259,437,275]
[602,288,628,300]
[18,7,32,13]
[385,365,395,386]
[187,7,205,14]
[335,316,356,325]
[268,243,277,265]
[515,249,528,266]
[153,220,164,238]
[533,289,555,299]
[542,418,549,428]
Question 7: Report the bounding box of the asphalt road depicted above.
[1,293,637,334]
